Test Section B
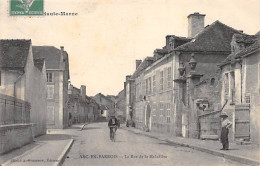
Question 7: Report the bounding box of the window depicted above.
[47,85,54,99]
[46,72,53,82]
[167,67,172,88]
[245,96,250,104]
[160,71,164,91]
[210,78,215,86]
[145,79,148,94]
[148,77,151,94]
[166,103,171,123]
[142,80,146,95]
[153,75,156,93]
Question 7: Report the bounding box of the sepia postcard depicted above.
[0,0,259,166]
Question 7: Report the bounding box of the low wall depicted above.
[0,124,33,154]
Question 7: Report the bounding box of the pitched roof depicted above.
[33,58,45,71]
[220,35,260,67]
[175,21,244,52]
[235,38,260,58]
[0,39,31,70]
[132,57,154,78]
[94,93,114,103]
[32,46,62,69]
[99,104,108,110]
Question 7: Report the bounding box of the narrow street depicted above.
[62,122,243,166]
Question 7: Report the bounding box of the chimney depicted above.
[60,46,64,51]
[136,60,142,70]
[80,85,86,100]
[188,12,206,37]
[68,83,73,94]
[126,75,131,81]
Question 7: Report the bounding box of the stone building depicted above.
[0,39,47,153]
[219,33,260,144]
[32,46,70,129]
[116,89,126,122]
[126,13,247,139]
[68,84,87,124]
[68,84,100,124]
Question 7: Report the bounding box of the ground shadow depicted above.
[221,148,240,151]
[158,142,178,147]
[38,134,74,141]
[0,142,41,165]
[82,127,101,130]
[67,126,82,129]
[114,141,126,143]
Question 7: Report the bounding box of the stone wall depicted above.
[0,124,33,154]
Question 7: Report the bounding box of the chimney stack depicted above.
[188,12,205,37]
[60,46,64,51]
[126,75,132,81]
[80,85,86,100]
[136,60,142,70]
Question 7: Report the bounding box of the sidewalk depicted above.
[122,126,259,166]
[0,124,86,166]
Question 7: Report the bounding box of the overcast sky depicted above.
[1,0,260,96]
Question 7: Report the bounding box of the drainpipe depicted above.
[13,72,24,123]
[237,59,243,103]
[14,73,24,98]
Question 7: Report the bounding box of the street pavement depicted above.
[63,122,243,166]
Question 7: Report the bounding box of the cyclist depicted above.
[108,115,119,140]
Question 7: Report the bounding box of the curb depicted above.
[80,123,89,131]
[54,138,74,166]
[123,127,259,166]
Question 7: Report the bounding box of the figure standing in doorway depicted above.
[219,112,232,150]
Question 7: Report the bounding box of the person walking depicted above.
[219,112,232,150]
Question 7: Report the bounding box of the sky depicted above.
[1,0,260,96]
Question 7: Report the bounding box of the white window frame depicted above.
[160,71,164,91]
[166,103,171,123]
[167,67,172,89]
[46,72,54,83]
[153,75,156,93]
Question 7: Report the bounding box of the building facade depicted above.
[0,39,47,137]
[126,13,248,140]
[93,93,115,119]
[33,46,70,129]
[219,33,260,144]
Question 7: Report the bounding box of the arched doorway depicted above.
[145,104,151,131]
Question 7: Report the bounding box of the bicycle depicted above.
[110,126,117,142]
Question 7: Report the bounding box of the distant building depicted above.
[116,89,126,122]
[68,84,88,124]
[93,93,115,119]
[68,84,100,124]
[33,46,70,129]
